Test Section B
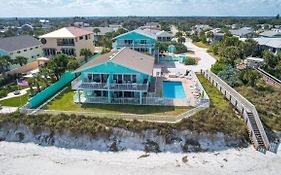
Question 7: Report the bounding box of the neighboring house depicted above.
[259,30,281,38]
[0,35,43,71]
[73,22,90,27]
[230,27,257,38]
[208,28,225,44]
[39,27,94,62]
[72,48,155,105]
[112,29,173,55]
[194,25,212,33]
[83,25,126,42]
[140,22,161,30]
[155,30,173,42]
[254,37,281,54]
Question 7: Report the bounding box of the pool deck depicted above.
[155,76,197,106]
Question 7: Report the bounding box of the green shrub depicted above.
[0,90,8,98]
[184,58,197,65]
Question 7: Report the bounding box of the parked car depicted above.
[13,90,20,95]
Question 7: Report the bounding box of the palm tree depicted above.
[93,28,101,35]
[27,78,34,95]
[39,67,50,87]
[14,56,28,66]
[175,31,183,38]
[34,74,41,92]
[80,48,92,62]
[0,55,12,73]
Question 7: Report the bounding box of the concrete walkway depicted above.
[0,88,29,101]
[0,106,18,113]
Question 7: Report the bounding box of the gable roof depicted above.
[156,30,174,37]
[39,27,93,38]
[230,27,254,37]
[259,30,281,38]
[73,48,155,75]
[113,29,157,40]
[254,38,281,48]
[0,35,41,52]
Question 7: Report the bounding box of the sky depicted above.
[0,0,280,17]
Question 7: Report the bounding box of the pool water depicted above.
[162,81,186,99]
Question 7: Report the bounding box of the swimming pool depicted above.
[162,81,186,99]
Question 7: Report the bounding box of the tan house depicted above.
[39,27,94,62]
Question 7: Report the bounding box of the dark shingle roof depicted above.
[0,35,41,52]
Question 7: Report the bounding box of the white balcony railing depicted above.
[114,43,155,48]
[72,80,149,91]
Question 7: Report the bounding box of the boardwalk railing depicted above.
[256,67,281,88]
[202,70,270,151]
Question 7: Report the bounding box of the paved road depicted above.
[175,38,217,72]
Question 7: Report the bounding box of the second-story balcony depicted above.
[72,76,149,91]
[113,42,155,49]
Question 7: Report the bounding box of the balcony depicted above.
[114,42,155,49]
[72,76,149,91]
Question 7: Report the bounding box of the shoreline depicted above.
[0,141,280,175]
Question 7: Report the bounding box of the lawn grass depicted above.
[0,92,29,107]
[45,87,191,116]
[193,41,209,48]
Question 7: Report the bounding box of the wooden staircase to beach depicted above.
[201,70,276,153]
[247,112,266,152]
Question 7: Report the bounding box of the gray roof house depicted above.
[230,27,257,38]
[0,35,43,71]
[0,35,41,53]
[254,37,281,54]
[259,30,281,38]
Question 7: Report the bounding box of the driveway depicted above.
[178,38,216,72]
[0,88,29,101]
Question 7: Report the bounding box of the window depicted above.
[35,46,39,49]
[93,74,101,82]
[24,49,27,52]
[124,75,131,82]
[37,54,40,57]
[61,48,75,56]
[75,38,78,42]
[30,48,33,50]
[85,35,88,40]
[132,75,137,83]
[79,36,83,40]
[43,48,56,56]
[124,92,133,98]
[140,40,147,44]
[57,39,75,46]
[101,74,109,83]
[31,56,34,59]
[10,52,13,55]
[124,40,133,45]
[17,51,21,53]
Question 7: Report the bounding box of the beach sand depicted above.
[0,141,280,175]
